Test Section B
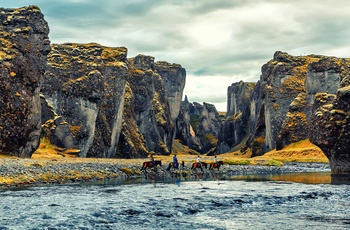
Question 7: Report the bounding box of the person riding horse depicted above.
[173,154,179,168]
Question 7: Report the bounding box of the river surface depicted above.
[1,166,350,230]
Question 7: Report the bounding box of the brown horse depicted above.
[191,162,207,171]
[209,161,224,170]
[166,161,185,171]
[140,160,162,172]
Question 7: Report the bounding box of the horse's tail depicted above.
[191,163,194,169]
[140,163,145,171]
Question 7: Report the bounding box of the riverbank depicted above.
[0,139,329,189]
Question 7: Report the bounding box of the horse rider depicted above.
[196,155,202,167]
[173,154,179,168]
[150,154,155,166]
[214,155,217,164]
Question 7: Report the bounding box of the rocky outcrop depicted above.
[221,51,350,171]
[217,81,255,153]
[116,82,148,158]
[176,97,222,154]
[0,6,50,157]
[155,61,186,123]
[309,58,350,175]
[176,96,202,152]
[125,55,174,155]
[246,52,326,156]
[42,43,127,158]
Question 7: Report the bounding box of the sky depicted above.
[1,0,350,111]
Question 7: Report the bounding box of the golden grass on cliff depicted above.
[260,139,328,163]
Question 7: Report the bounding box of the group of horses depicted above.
[140,159,224,173]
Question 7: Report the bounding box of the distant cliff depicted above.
[176,96,222,154]
[217,81,255,154]
[0,6,50,157]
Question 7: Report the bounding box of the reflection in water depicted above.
[331,174,350,185]
[230,172,332,184]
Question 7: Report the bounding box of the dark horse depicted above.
[140,160,162,172]
[191,162,208,171]
[166,161,185,171]
[209,161,224,170]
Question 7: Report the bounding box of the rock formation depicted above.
[155,61,186,123]
[309,58,350,175]
[0,6,50,157]
[125,55,174,155]
[42,43,128,158]
[217,81,255,153]
[176,97,222,154]
[219,51,350,176]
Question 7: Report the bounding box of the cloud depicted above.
[2,0,350,112]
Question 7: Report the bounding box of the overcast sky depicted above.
[2,0,350,111]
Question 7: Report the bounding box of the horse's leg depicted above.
[166,163,171,171]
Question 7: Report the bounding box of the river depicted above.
[0,164,349,230]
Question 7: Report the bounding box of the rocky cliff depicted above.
[124,55,174,155]
[176,96,222,154]
[42,43,128,158]
[0,6,50,157]
[221,52,350,161]
[155,61,186,123]
[217,81,255,153]
[309,58,350,175]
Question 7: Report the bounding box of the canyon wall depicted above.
[0,6,50,157]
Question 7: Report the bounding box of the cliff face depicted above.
[309,58,350,175]
[176,96,202,152]
[42,43,128,158]
[155,61,186,123]
[176,97,222,154]
[125,55,174,155]
[221,51,350,168]
[245,52,327,156]
[0,6,50,157]
[217,81,255,153]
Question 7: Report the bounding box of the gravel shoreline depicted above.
[0,157,332,189]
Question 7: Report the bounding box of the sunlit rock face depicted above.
[309,58,350,175]
[0,6,50,157]
[125,55,174,155]
[42,43,127,157]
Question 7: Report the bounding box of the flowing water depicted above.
[0,170,350,229]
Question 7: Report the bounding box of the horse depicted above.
[191,162,207,171]
[209,161,224,170]
[140,160,162,172]
[166,161,185,171]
